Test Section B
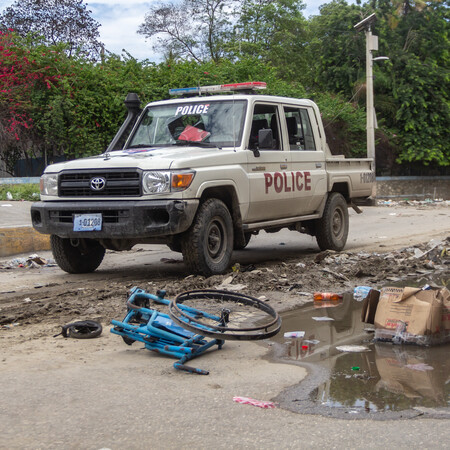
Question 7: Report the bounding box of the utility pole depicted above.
[354,13,378,168]
[354,14,388,198]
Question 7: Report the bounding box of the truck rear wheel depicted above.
[181,198,233,276]
[50,235,106,274]
[316,193,349,251]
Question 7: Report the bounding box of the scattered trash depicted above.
[23,297,32,303]
[353,286,372,301]
[54,320,102,339]
[320,268,350,282]
[1,322,19,329]
[314,292,342,301]
[336,345,370,353]
[301,345,308,350]
[1,254,56,269]
[304,339,320,345]
[1,203,12,207]
[312,316,334,321]
[284,331,305,339]
[218,283,247,292]
[233,396,276,409]
[6,191,13,200]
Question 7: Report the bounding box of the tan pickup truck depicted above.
[31,82,374,276]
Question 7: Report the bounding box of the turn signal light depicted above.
[172,172,194,191]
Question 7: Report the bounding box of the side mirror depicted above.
[259,129,274,150]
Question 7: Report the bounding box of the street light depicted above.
[354,14,389,197]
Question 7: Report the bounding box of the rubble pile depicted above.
[0,238,448,328]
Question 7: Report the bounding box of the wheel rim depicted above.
[206,216,227,262]
[332,207,345,240]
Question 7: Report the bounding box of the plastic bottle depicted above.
[353,286,372,301]
[313,292,343,301]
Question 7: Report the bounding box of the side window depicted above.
[248,104,280,150]
[283,107,316,151]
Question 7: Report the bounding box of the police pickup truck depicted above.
[31,82,374,276]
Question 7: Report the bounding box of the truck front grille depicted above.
[59,170,141,197]
[49,209,127,224]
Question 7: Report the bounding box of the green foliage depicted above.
[307,0,367,95]
[314,91,367,157]
[0,183,40,200]
[230,0,309,81]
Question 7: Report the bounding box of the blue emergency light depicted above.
[169,82,266,96]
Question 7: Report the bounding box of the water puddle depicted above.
[273,289,450,418]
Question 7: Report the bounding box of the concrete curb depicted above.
[0,226,50,258]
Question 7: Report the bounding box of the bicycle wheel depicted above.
[168,289,281,341]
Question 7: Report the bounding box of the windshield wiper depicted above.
[174,140,221,149]
[127,144,153,149]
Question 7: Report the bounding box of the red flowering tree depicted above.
[0,30,63,174]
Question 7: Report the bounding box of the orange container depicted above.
[313,292,343,301]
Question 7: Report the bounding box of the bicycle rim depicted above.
[168,289,281,340]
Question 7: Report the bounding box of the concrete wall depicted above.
[376,176,450,200]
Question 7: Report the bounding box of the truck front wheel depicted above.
[181,198,233,276]
[50,235,106,274]
[315,193,349,251]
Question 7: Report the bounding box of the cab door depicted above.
[282,105,327,215]
[245,102,293,222]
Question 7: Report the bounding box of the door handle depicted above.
[315,163,322,168]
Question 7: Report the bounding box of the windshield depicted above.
[127,100,247,148]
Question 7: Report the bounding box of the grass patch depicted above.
[0,184,40,201]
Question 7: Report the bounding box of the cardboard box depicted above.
[361,289,380,324]
[373,286,450,345]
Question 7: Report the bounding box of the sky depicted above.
[0,0,330,62]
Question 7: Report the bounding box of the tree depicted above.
[373,0,450,166]
[138,0,234,62]
[230,0,309,82]
[307,0,367,95]
[0,0,102,59]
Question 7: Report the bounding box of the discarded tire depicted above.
[59,320,103,339]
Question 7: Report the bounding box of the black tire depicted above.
[181,198,233,276]
[316,193,349,251]
[234,232,252,250]
[51,235,106,274]
[62,320,103,339]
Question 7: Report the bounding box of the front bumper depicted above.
[31,200,199,239]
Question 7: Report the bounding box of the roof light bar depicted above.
[169,81,266,96]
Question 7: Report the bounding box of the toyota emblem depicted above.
[90,177,106,191]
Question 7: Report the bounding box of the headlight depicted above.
[142,171,195,194]
[40,174,58,196]
[142,171,171,194]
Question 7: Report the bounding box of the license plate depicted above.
[73,213,102,231]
